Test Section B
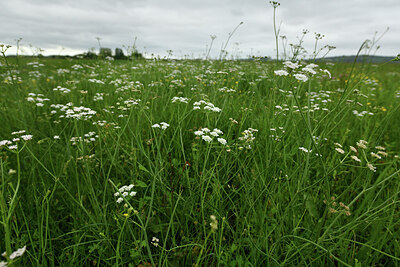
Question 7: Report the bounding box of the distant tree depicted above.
[99,48,112,58]
[131,51,144,60]
[84,51,97,59]
[114,48,126,59]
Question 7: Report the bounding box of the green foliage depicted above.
[0,55,400,266]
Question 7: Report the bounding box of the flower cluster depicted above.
[53,86,71,94]
[274,70,289,76]
[122,98,141,108]
[193,100,221,112]
[274,61,331,82]
[210,215,218,232]
[0,130,33,150]
[299,147,312,153]
[50,103,97,120]
[71,64,83,70]
[93,93,104,101]
[88,78,105,84]
[238,128,258,149]
[352,110,374,117]
[151,237,160,247]
[1,245,27,262]
[218,87,236,93]
[57,68,70,74]
[114,184,137,204]
[269,127,285,142]
[70,132,98,145]
[334,140,387,172]
[324,196,351,216]
[26,61,44,67]
[283,61,300,69]
[194,128,227,145]
[152,122,170,130]
[171,96,189,103]
[26,93,50,107]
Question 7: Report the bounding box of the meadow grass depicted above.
[0,53,400,266]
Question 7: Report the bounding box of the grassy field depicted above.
[1,54,400,266]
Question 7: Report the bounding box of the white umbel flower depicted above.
[217,138,227,145]
[274,70,289,76]
[294,73,308,82]
[202,135,212,143]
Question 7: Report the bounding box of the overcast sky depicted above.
[0,0,399,58]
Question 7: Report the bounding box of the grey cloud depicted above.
[0,0,398,58]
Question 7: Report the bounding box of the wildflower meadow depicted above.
[1,7,400,267]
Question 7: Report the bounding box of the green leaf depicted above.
[138,163,149,173]
[135,180,147,188]
[305,195,318,218]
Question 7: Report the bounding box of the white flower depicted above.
[114,192,120,197]
[0,261,7,267]
[217,138,227,145]
[9,246,27,260]
[303,64,318,74]
[160,122,169,130]
[0,140,12,147]
[213,128,223,135]
[299,147,312,153]
[151,237,159,247]
[356,141,367,149]
[119,185,128,192]
[359,139,368,145]
[367,163,376,172]
[122,192,128,197]
[351,155,361,162]
[116,197,124,203]
[210,215,218,232]
[11,130,25,135]
[210,131,219,137]
[370,152,381,159]
[302,66,317,75]
[202,135,212,142]
[322,69,331,78]
[8,145,17,150]
[171,97,189,103]
[194,131,204,136]
[334,143,342,148]
[152,124,160,128]
[335,148,345,154]
[283,61,300,69]
[350,146,358,153]
[129,191,137,197]
[53,135,60,140]
[305,63,318,69]
[377,151,388,157]
[21,135,33,141]
[293,73,308,82]
[274,70,289,76]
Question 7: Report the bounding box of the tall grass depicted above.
[1,17,400,267]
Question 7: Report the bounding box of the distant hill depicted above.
[319,55,399,64]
